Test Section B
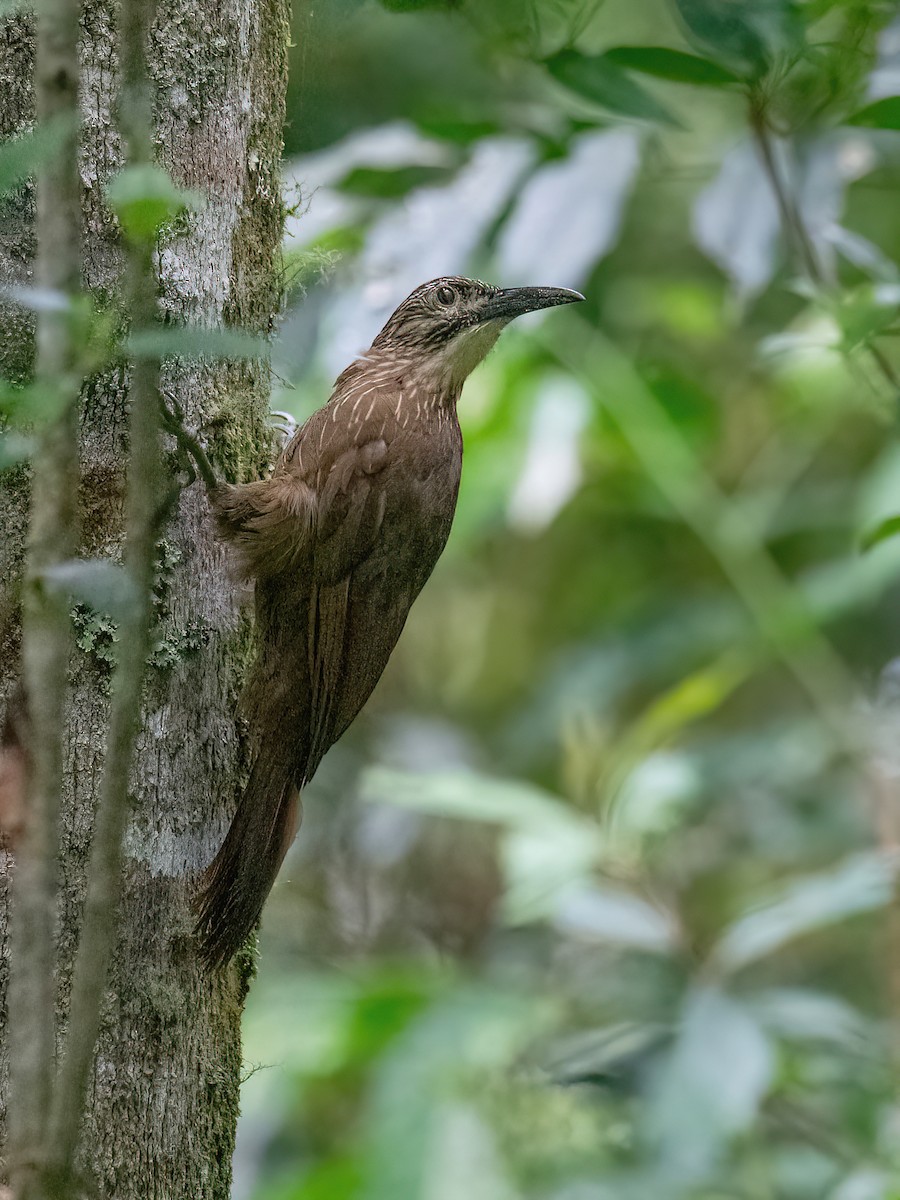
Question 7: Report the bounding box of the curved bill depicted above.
[479,285,585,323]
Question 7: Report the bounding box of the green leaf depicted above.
[544,50,681,126]
[751,988,870,1048]
[836,283,900,349]
[335,163,456,199]
[0,380,68,427]
[860,514,900,553]
[106,165,201,242]
[554,882,678,953]
[708,852,897,976]
[127,325,268,361]
[363,986,548,1200]
[413,114,502,143]
[604,46,740,86]
[377,0,455,9]
[360,766,590,833]
[0,116,74,196]
[846,96,900,131]
[672,0,772,75]
[360,767,605,925]
[647,987,774,1178]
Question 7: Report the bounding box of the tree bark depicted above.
[0,0,288,1191]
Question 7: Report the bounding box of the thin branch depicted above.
[160,394,220,492]
[42,0,163,1188]
[748,100,824,285]
[8,0,82,1190]
[748,92,898,394]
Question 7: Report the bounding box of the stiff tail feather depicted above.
[194,752,301,968]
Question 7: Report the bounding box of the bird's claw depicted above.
[269,409,299,448]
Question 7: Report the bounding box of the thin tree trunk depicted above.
[0,0,289,1191]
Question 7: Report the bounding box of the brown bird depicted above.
[195,275,583,967]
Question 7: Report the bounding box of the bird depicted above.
[195,275,583,967]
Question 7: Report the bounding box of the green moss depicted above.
[205,363,274,483]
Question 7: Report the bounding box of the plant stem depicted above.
[749,93,898,393]
[8,0,81,1190]
[42,0,163,1188]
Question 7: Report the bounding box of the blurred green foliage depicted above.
[238,0,900,1197]
[4,0,896,1193]
[235,0,900,1196]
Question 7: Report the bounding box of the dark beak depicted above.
[479,285,585,323]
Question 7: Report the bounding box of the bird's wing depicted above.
[212,473,316,580]
[292,388,421,775]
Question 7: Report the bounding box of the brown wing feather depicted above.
[212,474,315,580]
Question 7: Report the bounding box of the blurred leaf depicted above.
[301,225,367,259]
[361,766,604,924]
[0,283,69,312]
[0,116,73,196]
[827,225,900,282]
[846,96,900,130]
[647,986,774,1178]
[106,165,201,242]
[672,0,780,77]
[708,852,898,976]
[553,881,678,953]
[605,46,740,86]
[831,1168,892,1200]
[241,972,357,1077]
[423,1103,516,1200]
[0,432,33,471]
[497,128,640,288]
[836,283,900,349]
[127,325,268,360]
[545,50,681,125]
[624,656,751,749]
[288,1158,363,1200]
[751,988,871,1048]
[412,113,502,143]
[860,514,900,553]
[335,163,457,198]
[360,766,595,837]
[0,380,68,427]
[542,1022,669,1088]
[344,973,438,1063]
[692,137,781,296]
[377,0,457,9]
[363,985,548,1200]
[41,558,138,619]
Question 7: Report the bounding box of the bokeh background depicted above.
[235,2,900,1197]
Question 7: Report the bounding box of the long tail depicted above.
[194,751,301,969]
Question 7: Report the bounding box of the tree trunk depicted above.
[0,0,288,1191]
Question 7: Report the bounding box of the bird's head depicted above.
[369,276,584,392]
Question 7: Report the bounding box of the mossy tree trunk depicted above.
[0,0,288,1191]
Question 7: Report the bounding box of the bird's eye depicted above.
[435,284,456,306]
